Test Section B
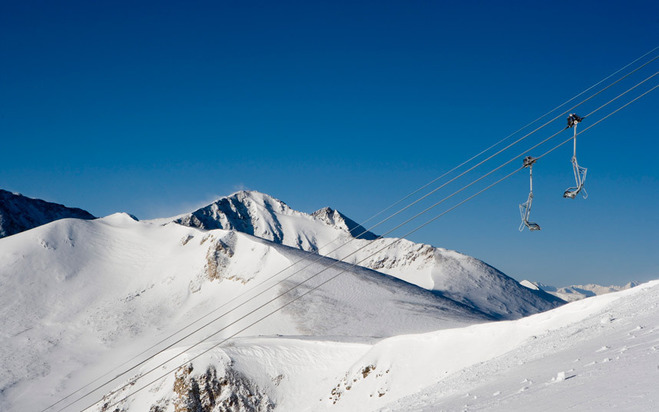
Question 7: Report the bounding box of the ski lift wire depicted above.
[98,81,659,411]
[538,83,659,161]
[356,45,659,229]
[87,166,525,412]
[46,49,659,412]
[75,75,659,412]
[341,52,659,243]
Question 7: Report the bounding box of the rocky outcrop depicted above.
[311,207,378,240]
[170,363,274,412]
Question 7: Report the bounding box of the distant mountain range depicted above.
[520,280,639,301]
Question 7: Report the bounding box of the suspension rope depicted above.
[89,165,526,412]
[583,71,658,118]
[46,48,659,412]
[75,75,658,412]
[66,123,580,412]
[343,52,659,243]
[356,45,659,229]
[538,83,659,161]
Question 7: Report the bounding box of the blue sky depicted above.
[1,1,658,286]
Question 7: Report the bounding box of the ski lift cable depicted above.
[342,62,659,242]
[49,54,659,412]
[96,82,659,411]
[71,118,582,412]
[68,120,571,412]
[54,53,659,412]
[89,167,526,412]
[74,75,647,411]
[537,83,659,162]
[47,51,659,412]
[340,52,659,243]
[582,71,658,119]
[356,45,659,229]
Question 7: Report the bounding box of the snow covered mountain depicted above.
[0,189,95,238]
[171,190,378,247]
[521,280,639,302]
[0,189,566,411]
[0,212,491,411]
[170,191,564,320]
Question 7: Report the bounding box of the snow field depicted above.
[101,280,659,411]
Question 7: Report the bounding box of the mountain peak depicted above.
[172,191,378,248]
[0,189,95,238]
[311,207,378,240]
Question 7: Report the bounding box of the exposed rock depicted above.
[311,207,378,240]
[171,363,274,412]
[204,233,236,282]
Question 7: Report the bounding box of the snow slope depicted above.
[0,189,95,238]
[94,279,659,412]
[0,214,489,412]
[384,279,659,411]
[169,191,564,319]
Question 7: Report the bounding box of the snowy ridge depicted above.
[172,191,563,320]
[0,189,95,238]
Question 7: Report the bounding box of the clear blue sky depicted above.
[1,1,658,286]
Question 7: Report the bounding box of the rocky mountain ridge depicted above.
[0,189,95,238]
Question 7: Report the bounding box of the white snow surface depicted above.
[97,279,659,411]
